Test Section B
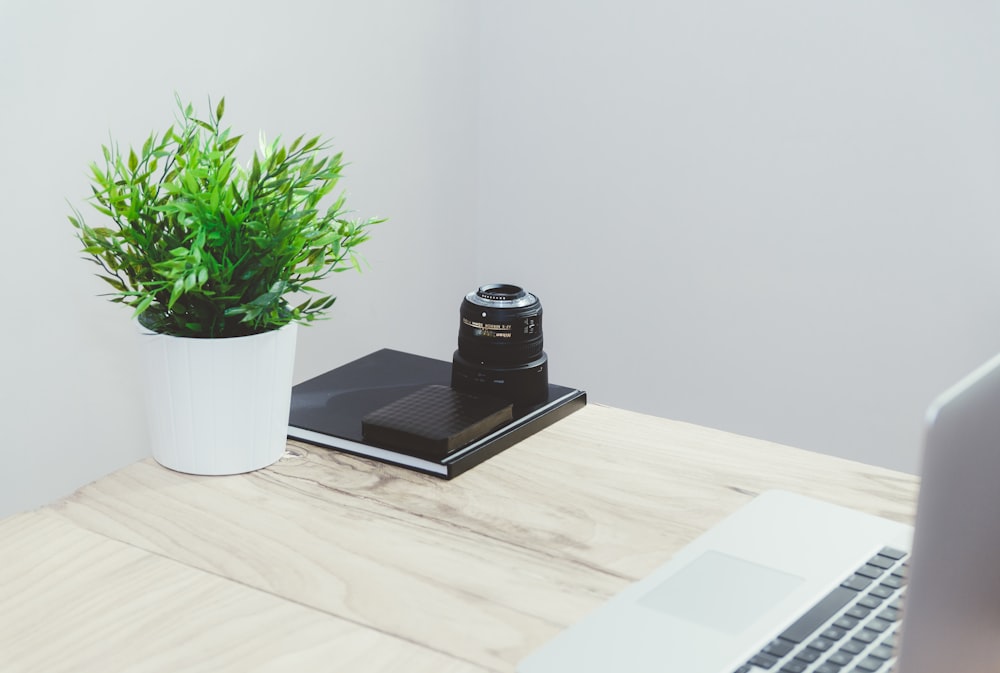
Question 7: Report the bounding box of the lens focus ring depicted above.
[452,283,549,404]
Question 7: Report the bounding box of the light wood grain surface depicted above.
[0,404,919,672]
[0,510,487,673]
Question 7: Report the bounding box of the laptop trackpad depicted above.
[638,550,803,635]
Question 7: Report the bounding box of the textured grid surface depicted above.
[362,385,513,457]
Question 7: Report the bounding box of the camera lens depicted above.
[451,284,549,405]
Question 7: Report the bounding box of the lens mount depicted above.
[466,284,538,309]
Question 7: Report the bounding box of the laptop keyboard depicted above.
[734,546,907,673]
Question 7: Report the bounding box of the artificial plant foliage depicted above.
[70,96,381,338]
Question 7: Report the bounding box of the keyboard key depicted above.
[779,662,808,673]
[869,644,894,660]
[856,564,885,579]
[867,554,896,570]
[821,626,847,641]
[749,652,779,668]
[877,607,900,622]
[807,637,834,653]
[842,574,873,591]
[855,654,888,671]
[859,595,884,609]
[853,629,879,644]
[764,640,795,657]
[847,604,873,619]
[829,649,857,665]
[866,618,891,634]
[880,575,904,590]
[779,587,856,643]
[834,616,859,630]
[841,640,867,655]
[869,585,894,600]
[795,648,821,663]
[878,547,906,560]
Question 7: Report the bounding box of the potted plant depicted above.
[69,95,381,475]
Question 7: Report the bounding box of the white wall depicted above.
[477,1,1000,474]
[0,0,479,517]
[3,1,998,517]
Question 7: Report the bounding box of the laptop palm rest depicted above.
[638,550,803,635]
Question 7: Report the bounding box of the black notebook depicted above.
[286,348,587,478]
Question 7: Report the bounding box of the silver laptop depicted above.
[519,352,1000,673]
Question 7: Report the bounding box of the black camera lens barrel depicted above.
[457,288,543,365]
[451,284,549,405]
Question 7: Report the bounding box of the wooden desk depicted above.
[0,405,918,672]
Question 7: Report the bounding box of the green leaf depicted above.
[251,154,261,184]
[215,97,225,121]
[99,275,128,292]
[220,135,242,152]
[168,277,185,307]
[132,294,153,316]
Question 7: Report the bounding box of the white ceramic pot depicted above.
[137,322,298,475]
